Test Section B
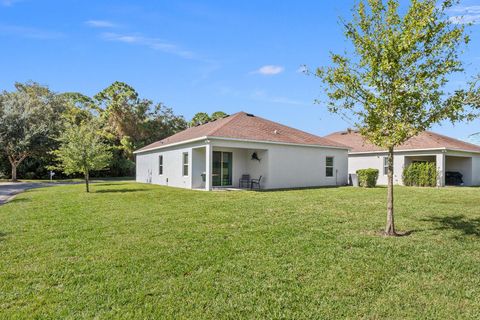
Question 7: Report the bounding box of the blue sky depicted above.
[1,0,479,140]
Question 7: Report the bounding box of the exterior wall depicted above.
[192,147,206,189]
[472,156,480,186]
[349,150,444,185]
[348,149,480,186]
[445,156,472,185]
[210,139,348,189]
[136,139,349,190]
[210,146,267,188]
[135,141,205,189]
[444,150,480,186]
[348,154,403,185]
[266,145,348,189]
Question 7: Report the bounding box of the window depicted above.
[383,157,388,175]
[326,156,334,177]
[182,152,189,176]
[158,155,163,175]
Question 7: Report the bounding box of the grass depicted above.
[0,176,134,183]
[1,182,479,319]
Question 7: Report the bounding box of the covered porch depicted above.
[191,145,268,190]
[404,152,474,186]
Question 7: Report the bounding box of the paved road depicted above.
[0,182,50,205]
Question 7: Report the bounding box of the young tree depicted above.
[52,121,112,192]
[0,82,64,181]
[315,0,479,235]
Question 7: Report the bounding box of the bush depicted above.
[23,172,36,179]
[402,162,438,187]
[356,168,379,188]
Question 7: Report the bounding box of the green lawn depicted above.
[1,183,479,319]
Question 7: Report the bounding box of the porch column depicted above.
[205,143,212,191]
[436,152,446,187]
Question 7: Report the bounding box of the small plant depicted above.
[356,168,379,188]
[403,162,438,187]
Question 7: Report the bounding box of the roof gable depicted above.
[325,130,480,153]
[135,112,347,153]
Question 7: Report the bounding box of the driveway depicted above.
[0,182,48,205]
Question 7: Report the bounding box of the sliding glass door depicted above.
[212,151,233,186]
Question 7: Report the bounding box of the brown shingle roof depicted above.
[325,130,480,153]
[135,112,348,153]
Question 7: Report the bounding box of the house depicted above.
[134,112,349,190]
[325,130,480,186]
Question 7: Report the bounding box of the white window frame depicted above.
[182,152,189,176]
[325,156,334,177]
[158,155,163,175]
[383,157,388,175]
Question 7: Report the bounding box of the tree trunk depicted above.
[85,171,90,193]
[7,153,27,183]
[384,147,396,236]
[11,164,17,182]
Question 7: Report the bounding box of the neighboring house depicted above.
[134,112,349,190]
[325,130,480,186]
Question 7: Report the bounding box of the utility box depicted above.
[349,173,359,187]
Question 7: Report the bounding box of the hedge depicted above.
[356,168,379,188]
[402,162,438,187]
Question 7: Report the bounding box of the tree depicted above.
[94,82,187,152]
[211,111,228,120]
[189,112,211,127]
[315,0,479,235]
[0,82,65,181]
[52,121,112,192]
[59,92,98,125]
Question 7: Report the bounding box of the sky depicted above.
[1,0,479,140]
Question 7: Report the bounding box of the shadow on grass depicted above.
[8,198,31,204]
[258,185,345,193]
[0,231,8,241]
[94,188,146,194]
[93,183,132,187]
[423,215,480,237]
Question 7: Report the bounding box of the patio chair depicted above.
[239,174,250,189]
[250,176,262,190]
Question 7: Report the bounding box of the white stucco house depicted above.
[325,130,480,187]
[134,112,349,190]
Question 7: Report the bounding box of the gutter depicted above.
[134,136,350,154]
[349,147,480,155]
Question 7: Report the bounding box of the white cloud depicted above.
[85,20,117,28]
[448,5,480,24]
[449,14,480,24]
[101,32,195,59]
[1,0,21,6]
[0,24,64,39]
[449,5,480,14]
[253,65,284,75]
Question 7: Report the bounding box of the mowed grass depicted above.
[1,183,479,319]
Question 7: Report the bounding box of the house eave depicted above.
[134,135,350,154]
[207,136,350,150]
[349,147,480,155]
[133,136,208,154]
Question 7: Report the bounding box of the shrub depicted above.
[23,172,36,179]
[356,168,379,188]
[402,162,438,187]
